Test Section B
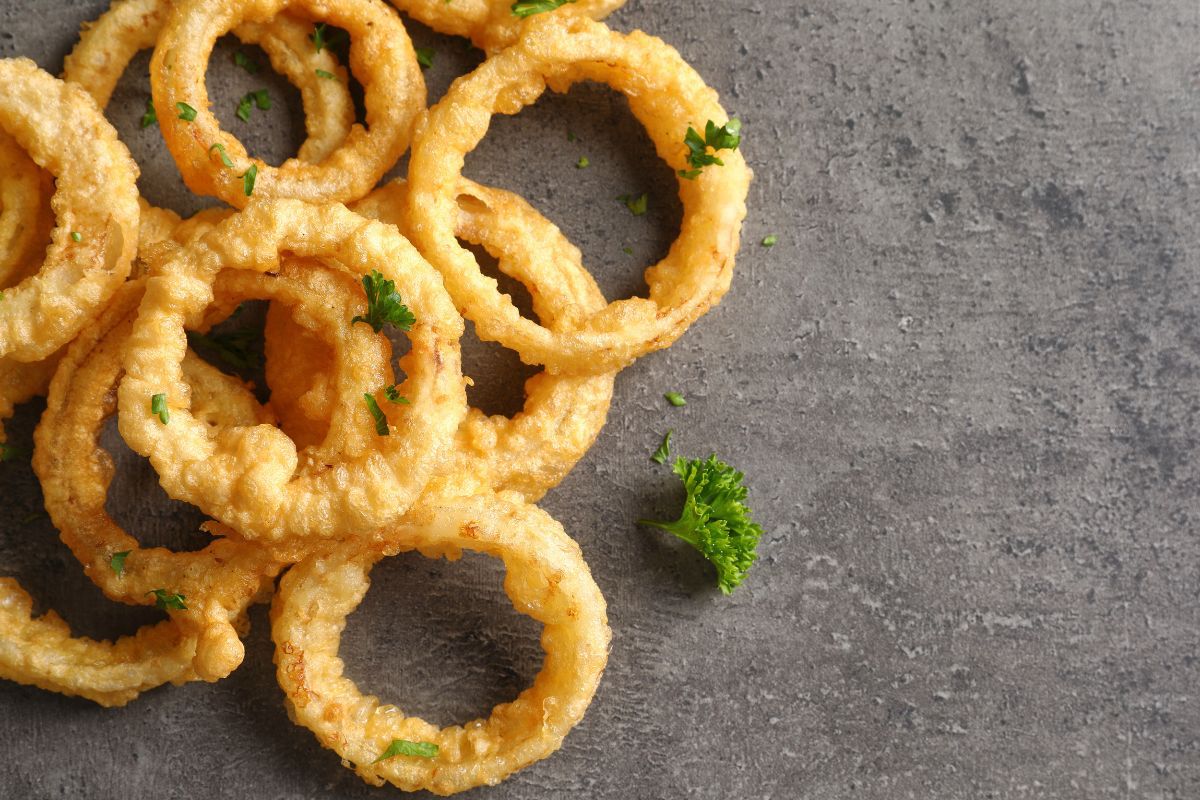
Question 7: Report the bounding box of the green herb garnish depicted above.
[351,270,415,334]
[372,739,439,763]
[678,119,742,180]
[639,454,764,594]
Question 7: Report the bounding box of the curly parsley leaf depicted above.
[140,98,157,129]
[352,270,415,334]
[618,193,648,216]
[150,394,170,425]
[233,50,260,74]
[664,391,687,407]
[364,393,390,436]
[241,164,258,197]
[187,325,262,371]
[147,589,187,611]
[383,384,410,405]
[110,551,131,577]
[639,454,764,594]
[512,0,577,17]
[678,119,742,180]
[373,739,439,763]
[651,430,673,464]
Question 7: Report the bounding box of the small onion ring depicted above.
[63,0,355,166]
[151,0,425,207]
[272,493,610,795]
[366,178,617,501]
[0,347,199,707]
[387,0,627,53]
[0,58,140,363]
[406,14,752,375]
[117,200,466,550]
[34,280,283,682]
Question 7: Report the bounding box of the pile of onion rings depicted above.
[0,0,751,793]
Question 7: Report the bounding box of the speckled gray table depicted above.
[2,1,1199,798]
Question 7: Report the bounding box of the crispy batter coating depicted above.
[117,201,466,550]
[64,0,354,165]
[0,58,140,362]
[272,494,611,795]
[150,0,424,207]
[34,281,283,682]
[387,0,628,53]
[407,14,752,375]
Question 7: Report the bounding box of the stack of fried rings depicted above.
[0,0,750,794]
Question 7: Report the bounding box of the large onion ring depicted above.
[151,0,425,207]
[117,200,466,549]
[64,0,355,166]
[0,58,140,363]
[0,130,53,290]
[406,14,752,375]
[387,0,627,53]
[34,280,283,682]
[272,494,610,795]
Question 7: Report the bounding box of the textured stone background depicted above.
[2,0,1199,798]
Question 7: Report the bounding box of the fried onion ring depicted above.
[64,0,355,166]
[372,179,616,500]
[0,58,140,363]
[265,178,616,501]
[272,494,610,795]
[387,0,627,53]
[406,14,752,375]
[34,281,282,682]
[118,201,466,550]
[151,0,425,207]
[0,346,200,707]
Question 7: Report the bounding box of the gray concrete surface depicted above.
[1,0,1199,797]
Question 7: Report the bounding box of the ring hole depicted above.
[186,300,270,405]
[107,49,201,216]
[463,81,683,303]
[207,36,307,168]
[342,550,544,729]
[1,399,167,640]
[102,416,213,555]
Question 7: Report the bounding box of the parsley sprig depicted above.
[678,119,742,180]
[147,589,187,611]
[640,454,764,594]
[352,270,415,334]
[512,0,577,17]
[372,739,439,763]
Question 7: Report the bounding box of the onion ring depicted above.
[370,178,616,501]
[388,0,627,53]
[151,0,425,207]
[0,58,140,363]
[117,200,466,550]
[33,280,282,682]
[0,342,200,707]
[272,493,610,795]
[265,177,617,501]
[406,14,752,375]
[64,0,355,166]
